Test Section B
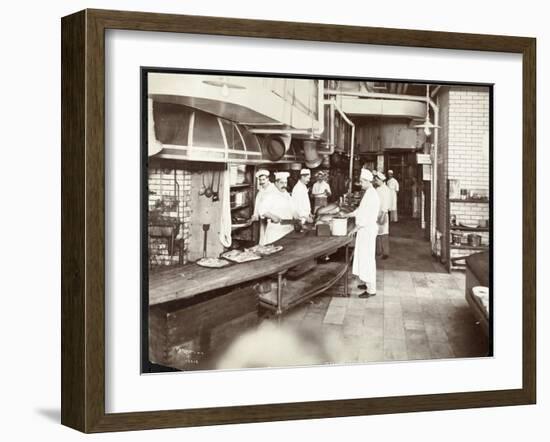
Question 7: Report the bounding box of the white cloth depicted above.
[218,170,232,248]
[351,187,380,293]
[387,177,399,211]
[312,181,331,196]
[360,168,373,181]
[257,190,296,245]
[253,182,276,244]
[291,180,311,220]
[376,184,392,236]
[274,171,289,180]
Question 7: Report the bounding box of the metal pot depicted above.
[451,232,463,245]
[468,234,482,247]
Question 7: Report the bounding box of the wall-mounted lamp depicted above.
[414,85,439,137]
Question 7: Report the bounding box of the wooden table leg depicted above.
[276,271,284,316]
[344,245,349,297]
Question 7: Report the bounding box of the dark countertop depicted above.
[149,229,353,306]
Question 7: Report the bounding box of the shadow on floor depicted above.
[35,408,60,423]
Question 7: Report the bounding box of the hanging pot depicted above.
[198,171,206,196]
[260,134,291,161]
[204,171,213,198]
[212,170,221,202]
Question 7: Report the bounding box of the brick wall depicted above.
[436,89,449,258]
[436,86,490,263]
[148,165,192,267]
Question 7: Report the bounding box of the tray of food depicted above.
[196,257,232,268]
[246,244,284,256]
[221,249,262,263]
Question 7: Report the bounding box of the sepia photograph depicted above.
[143,71,492,373]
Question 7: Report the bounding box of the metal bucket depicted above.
[330,217,348,236]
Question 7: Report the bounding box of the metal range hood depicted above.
[148,100,304,164]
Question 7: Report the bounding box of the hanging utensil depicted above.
[204,170,214,198]
[198,171,206,196]
[202,224,210,258]
[212,170,221,202]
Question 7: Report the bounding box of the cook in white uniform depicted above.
[256,171,297,245]
[387,169,400,222]
[251,169,277,245]
[291,168,313,224]
[374,171,391,259]
[343,168,380,298]
[311,171,331,213]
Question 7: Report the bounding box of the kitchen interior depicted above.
[146,73,491,372]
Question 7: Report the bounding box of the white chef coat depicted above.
[312,181,331,196]
[376,183,392,236]
[291,180,311,220]
[351,186,380,293]
[387,177,399,211]
[253,182,276,245]
[257,189,296,245]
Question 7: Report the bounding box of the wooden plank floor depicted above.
[212,222,489,370]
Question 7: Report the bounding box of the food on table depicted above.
[221,249,262,263]
[316,203,340,216]
[196,257,231,268]
[246,244,284,256]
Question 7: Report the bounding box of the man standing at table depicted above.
[251,169,276,245]
[374,171,391,259]
[311,171,332,213]
[291,168,313,224]
[342,168,380,298]
[387,169,400,222]
[256,171,297,245]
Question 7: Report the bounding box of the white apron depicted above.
[291,180,311,220]
[387,177,399,212]
[352,187,380,292]
[253,182,276,245]
[376,184,392,236]
[258,189,296,245]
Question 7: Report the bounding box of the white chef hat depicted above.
[377,171,386,180]
[300,168,311,176]
[388,169,394,174]
[360,168,373,181]
[274,171,290,180]
[255,169,270,178]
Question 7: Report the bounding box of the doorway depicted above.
[385,151,415,218]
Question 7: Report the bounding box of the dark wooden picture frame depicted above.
[61,9,536,433]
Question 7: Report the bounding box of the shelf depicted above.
[231,222,252,232]
[259,261,348,312]
[449,198,489,203]
[230,183,251,189]
[231,204,250,211]
[450,226,489,232]
[450,244,488,251]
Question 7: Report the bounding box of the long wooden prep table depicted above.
[149,229,354,308]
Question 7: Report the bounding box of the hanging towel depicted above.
[218,169,232,248]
